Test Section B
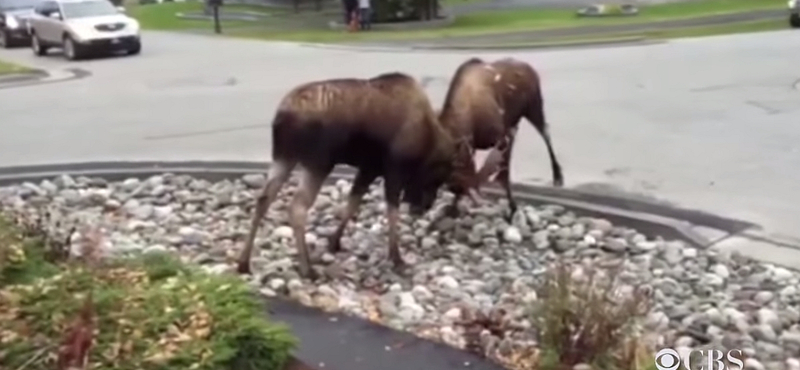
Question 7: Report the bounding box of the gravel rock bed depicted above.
[2,173,800,369]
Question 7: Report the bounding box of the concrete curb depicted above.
[0,67,90,90]
[297,36,655,53]
[3,161,800,265]
[0,160,760,250]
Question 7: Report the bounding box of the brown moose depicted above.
[439,57,565,217]
[236,72,497,280]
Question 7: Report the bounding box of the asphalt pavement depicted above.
[1,29,800,260]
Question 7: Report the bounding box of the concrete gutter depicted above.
[0,68,90,90]
[297,36,657,53]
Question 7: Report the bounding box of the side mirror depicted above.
[116,6,125,13]
[48,12,61,19]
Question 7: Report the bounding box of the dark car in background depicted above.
[791,0,800,28]
[0,0,44,47]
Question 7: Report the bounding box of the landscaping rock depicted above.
[2,173,799,366]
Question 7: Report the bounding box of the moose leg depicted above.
[480,128,517,216]
[328,170,379,253]
[382,171,406,271]
[526,95,564,187]
[237,160,296,274]
[289,167,329,280]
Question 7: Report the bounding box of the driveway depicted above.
[1,29,800,247]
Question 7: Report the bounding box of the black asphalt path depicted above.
[267,297,507,370]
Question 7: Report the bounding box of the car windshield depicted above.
[0,0,43,11]
[60,0,117,18]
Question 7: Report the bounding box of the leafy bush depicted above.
[0,214,297,370]
[530,260,654,370]
[372,0,440,23]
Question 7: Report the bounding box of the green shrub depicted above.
[0,215,297,370]
[530,260,654,370]
[372,0,440,23]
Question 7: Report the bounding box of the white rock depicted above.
[153,205,173,219]
[757,308,781,331]
[436,276,460,290]
[711,264,730,279]
[272,226,293,239]
[397,292,417,309]
[269,278,286,291]
[773,267,793,281]
[502,226,523,244]
[143,244,167,254]
[744,358,765,370]
[443,307,462,321]
[412,285,434,301]
[204,264,231,275]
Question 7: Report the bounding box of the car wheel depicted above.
[0,30,8,48]
[31,33,47,56]
[63,35,82,61]
[791,14,800,28]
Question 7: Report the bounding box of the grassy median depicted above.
[0,59,32,76]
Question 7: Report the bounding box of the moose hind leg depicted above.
[329,170,379,253]
[526,97,564,187]
[290,167,329,280]
[237,160,295,274]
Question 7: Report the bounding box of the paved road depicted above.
[1,30,800,248]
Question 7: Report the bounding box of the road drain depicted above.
[146,76,238,91]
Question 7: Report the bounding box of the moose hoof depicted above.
[236,261,252,275]
[444,204,460,218]
[301,267,320,281]
[327,235,342,253]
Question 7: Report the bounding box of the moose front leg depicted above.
[328,170,379,253]
[478,128,517,219]
[383,171,407,272]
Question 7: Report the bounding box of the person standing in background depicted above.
[358,0,371,30]
[342,0,357,27]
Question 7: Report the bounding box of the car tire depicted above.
[31,32,47,56]
[791,14,800,28]
[127,43,141,55]
[62,34,83,61]
[0,30,10,48]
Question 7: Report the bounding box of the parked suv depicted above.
[0,0,44,48]
[791,0,800,28]
[27,0,140,60]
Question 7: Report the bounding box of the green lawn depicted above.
[0,59,31,76]
[129,0,789,42]
[126,1,282,30]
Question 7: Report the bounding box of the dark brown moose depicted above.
[236,72,497,280]
[439,57,565,217]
